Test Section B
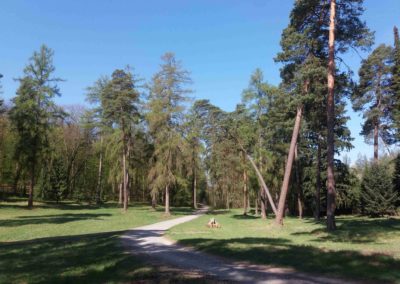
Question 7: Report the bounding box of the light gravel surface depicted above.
[121,207,358,284]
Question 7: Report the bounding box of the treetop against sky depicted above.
[1,0,399,163]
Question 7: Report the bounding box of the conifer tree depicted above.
[147,53,192,215]
[352,44,395,161]
[103,69,140,211]
[361,162,398,216]
[9,45,62,208]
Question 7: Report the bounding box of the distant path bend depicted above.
[121,207,355,284]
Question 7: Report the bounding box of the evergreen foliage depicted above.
[361,162,398,216]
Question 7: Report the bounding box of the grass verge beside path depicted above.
[167,209,400,283]
[0,199,202,283]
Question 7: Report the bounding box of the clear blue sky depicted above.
[1,0,399,164]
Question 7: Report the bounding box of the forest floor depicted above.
[167,209,400,283]
[0,198,220,283]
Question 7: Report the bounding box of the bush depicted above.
[361,162,398,217]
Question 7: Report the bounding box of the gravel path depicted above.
[121,208,356,284]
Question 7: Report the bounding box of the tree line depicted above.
[0,0,399,229]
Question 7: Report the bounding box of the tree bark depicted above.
[96,136,103,204]
[275,105,303,225]
[118,182,123,205]
[165,185,170,215]
[315,140,321,221]
[260,190,267,219]
[122,148,128,211]
[245,154,277,215]
[255,194,259,216]
[295,144,303,219]
[28,164,35,209]
[326,0,337,231]
[243,154,248,215]
[193,168,198,209]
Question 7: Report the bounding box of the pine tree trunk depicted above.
[243,154,248,215]
[260,190,267,219]
[275,105,303,225]
[13,163,21,195]
[315,140,321,221]
[295,144,303,219]
[28,169,35,209]
[193,169,198,209]
[165,185,170,215]
[255,194,259,216]
[326,0,337,231]
[244,153,277,215]
[122,148,128,212]
[96,136,103,204]
[374,120,379,162]
[118,182,122,205]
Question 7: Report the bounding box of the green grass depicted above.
[0,199,202,283]
[167,209,400,283]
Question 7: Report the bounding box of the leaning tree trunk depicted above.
[165,185,170,215]
[326,0,337,231]
[244,153,277,215]
[275,105,303,225]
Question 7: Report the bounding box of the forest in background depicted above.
[0,0,399,230]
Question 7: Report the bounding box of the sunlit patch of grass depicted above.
[168,209,400,283]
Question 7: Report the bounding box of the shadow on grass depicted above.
[0,232,221,284]
[177,237,400,283]
[231,214,259,220]
[206,210,231,215]
[154,206,195,216]
[0,213,112,227]
[295,217,400,244]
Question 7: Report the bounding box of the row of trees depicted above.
[0,0,399,229]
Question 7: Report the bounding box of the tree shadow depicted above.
[231,214,259,220]
[295,217,400,244]
[176,237,400,283]
[0,213,111,227]
[206,210,231,215]
[154,207,195,216]
[0,232,223,284]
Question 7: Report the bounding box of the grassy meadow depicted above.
[0,199,202,284]
[168,209,400,283]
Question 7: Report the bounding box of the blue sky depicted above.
[1,0,399,164]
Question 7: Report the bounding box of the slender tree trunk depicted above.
[243,154,248,215]
[275,105,303,225]
[118,182,123,205]
[255,194,259,216]
[260,190,267,219]
[374,120,379,161]
[165,185,170,215]
[245,153,277,215]
[151,193,157,209]
[193,168,198,209]
[28,164,35,209]
[295,144,303,219]
[326,0,337,231]
[13,162,21,195]
[315,140,321,221]
[96,136,103,204]
[122,148,128,211]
